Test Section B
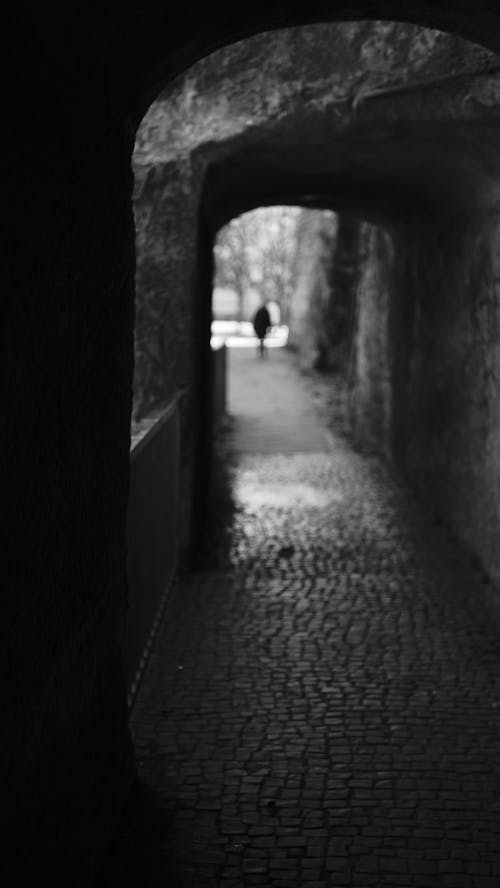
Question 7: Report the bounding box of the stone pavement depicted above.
[99,346,500,887]
[227,346,332,453]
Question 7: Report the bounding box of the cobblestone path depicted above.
[105,348,500,887]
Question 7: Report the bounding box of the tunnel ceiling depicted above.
[201,121,500,231]
[134,21,500,231]
[19,2,500,120]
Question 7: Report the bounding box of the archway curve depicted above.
[132,15,500,429]
[200,118,500,237]
[130,13,500,593]
[125,2,500,124]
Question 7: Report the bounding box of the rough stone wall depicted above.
[349,223,394,453]
[287,210,337,367]
[404,209,500,584]
[132,154,207,552]
[349,204,500,586]
[327,215,362,373]
[133,159,201,420]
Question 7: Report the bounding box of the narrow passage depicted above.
[112,347,500,887]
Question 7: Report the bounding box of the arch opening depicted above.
[131,14,500,624]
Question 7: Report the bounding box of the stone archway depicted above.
[4,6,500,883]
[133,20,500,581]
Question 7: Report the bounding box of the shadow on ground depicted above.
[93,779,176,886]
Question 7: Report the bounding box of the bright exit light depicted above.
[211,320,289,349]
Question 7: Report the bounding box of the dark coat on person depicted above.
[253,305,271,339]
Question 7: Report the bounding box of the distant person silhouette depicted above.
[252,303,271,358]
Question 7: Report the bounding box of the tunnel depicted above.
[4,4,500,884]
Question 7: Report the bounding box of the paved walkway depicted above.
[227,347,332,453]
[101,347,500,887]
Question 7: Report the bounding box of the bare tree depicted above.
[213,206,302,321]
